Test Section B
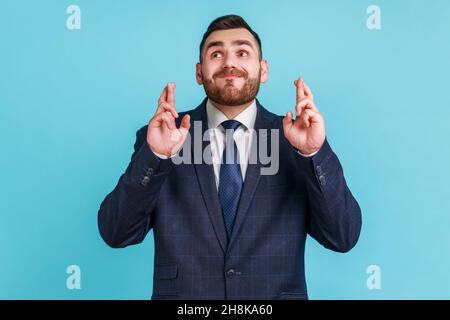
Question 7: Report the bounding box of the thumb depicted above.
[282,111,293,133]
[178,114,191,138]
[180,114,191,130]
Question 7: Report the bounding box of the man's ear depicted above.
[196,63,203,85]
[260,59,269,83]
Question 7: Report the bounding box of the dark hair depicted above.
[199,15,262,62]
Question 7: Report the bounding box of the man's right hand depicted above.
[147,83,191,157]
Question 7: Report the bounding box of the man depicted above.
[98,15,362,300]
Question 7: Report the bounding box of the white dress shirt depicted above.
[152,98,318,190]
[206,99,257,190]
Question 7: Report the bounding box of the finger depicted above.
[296,97,319,114]
[156,86,168,115]
[169,114,191,146]
[299,109,311,128]
[300,109,321,128]
[282,110,294,133]
[167,82,176,107]
[158,86,167,106]
[152,111,176,130]
[303,83,314,101]
[162,111,176,130]
[295,97,312,116]
[158,101,179,118]
[295,77,305,105]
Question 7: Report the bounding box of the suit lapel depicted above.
[191,99,229,253]
[227,100,272,250]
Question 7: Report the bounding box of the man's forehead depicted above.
[204,28,258,48]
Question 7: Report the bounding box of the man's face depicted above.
[196,28,268,106]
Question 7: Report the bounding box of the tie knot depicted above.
[221,119,241,131]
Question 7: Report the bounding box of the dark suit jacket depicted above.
[98,98,362,300]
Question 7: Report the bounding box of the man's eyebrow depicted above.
[205,39,255,51]
[205,41,224,51]
[231,40,254,49]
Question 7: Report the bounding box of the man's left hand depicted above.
[282,77,326,155]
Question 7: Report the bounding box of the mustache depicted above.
[213,69,247,79]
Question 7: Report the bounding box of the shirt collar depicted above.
[206,98,257,131]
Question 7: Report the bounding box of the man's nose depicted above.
[223,51,238,68]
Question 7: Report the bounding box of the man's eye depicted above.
[238,51,249,57]
[211,52,223,58]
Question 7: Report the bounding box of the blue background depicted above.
[1,0,449,299]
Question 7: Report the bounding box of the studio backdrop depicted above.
[1,0,450,299]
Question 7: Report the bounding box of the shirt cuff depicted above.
[152,150,177,159]
[297,149,319,158]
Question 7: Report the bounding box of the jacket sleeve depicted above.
[98,126,174,248]
[295,138,362,253]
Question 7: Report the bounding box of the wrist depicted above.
[147,142,170,158]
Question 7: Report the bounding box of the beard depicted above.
[202,68,261,106]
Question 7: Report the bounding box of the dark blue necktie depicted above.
[218,120,243,239]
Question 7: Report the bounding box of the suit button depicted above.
[147,168,154,175]
[141,176,150,186]
[316,165,322,176]
[226,269,235,278]
[319,175,326,186]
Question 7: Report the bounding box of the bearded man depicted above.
[98,15,362,300]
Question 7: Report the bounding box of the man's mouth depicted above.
[214,70,246,80]
[221,75,241,79]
